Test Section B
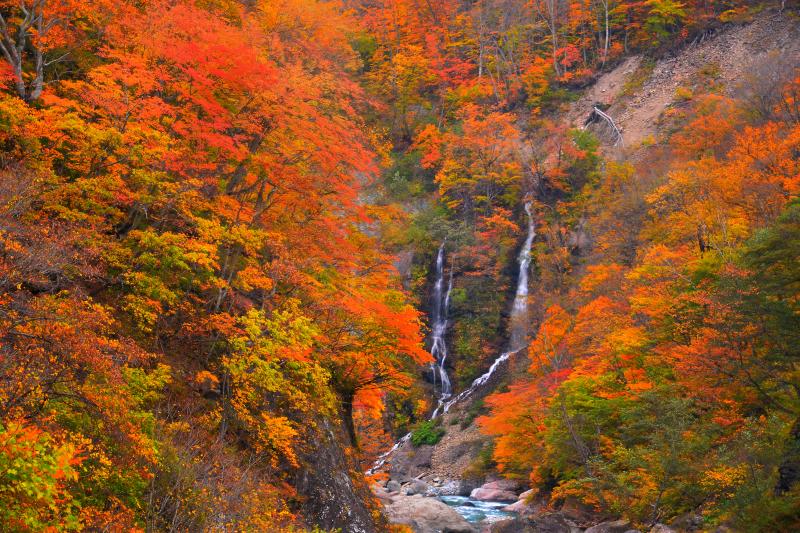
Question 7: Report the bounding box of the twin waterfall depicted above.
[368,201,535,474]
[440,200,535,413]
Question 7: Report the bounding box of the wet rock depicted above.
[384,494,476,533]
[585,519,633,533]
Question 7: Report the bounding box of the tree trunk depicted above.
[777,414,800,494]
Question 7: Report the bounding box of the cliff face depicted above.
[298,417,385,532]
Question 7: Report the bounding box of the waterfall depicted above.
[441,201,535,413]
[367,204,535,473]
[429,242,453,419]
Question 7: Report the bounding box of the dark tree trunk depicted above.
[777,415,800,494]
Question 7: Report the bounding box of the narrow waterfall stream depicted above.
[441,200,535,413]
[367,242,454,474]
[430,242,453,419]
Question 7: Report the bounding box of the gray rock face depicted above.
[585,519,633,533]
[384,494,477,533]
[296,418,380,532]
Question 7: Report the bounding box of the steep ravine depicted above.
[371,9,800,533]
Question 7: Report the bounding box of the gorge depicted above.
[0,1,799,532]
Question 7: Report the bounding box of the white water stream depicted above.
[429,242,453,419]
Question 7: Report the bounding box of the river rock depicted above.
[384,494,477,533]
[480,479,524,493]
[501,489,541,514]
[585,519,633,533]
[405,479,432,496]
[669,512,703,531]
[650,524,676,533]
[488,511,581,533]
[386,480,402,493]
[437,479,461,495]
[469,486,518,502]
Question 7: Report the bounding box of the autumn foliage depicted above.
[0,0,797,530]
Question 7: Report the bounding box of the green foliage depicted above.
[0,422,82,531]
[410,420,445,447]
[644,0,687,40]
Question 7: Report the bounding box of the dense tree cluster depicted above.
[0,0,427,529]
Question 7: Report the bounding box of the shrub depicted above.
[410,421,444,446]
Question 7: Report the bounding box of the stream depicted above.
[439,495,516,525]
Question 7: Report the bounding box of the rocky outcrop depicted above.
[375,485,476,533]
[406,479,434,496]
[296,418,383,532]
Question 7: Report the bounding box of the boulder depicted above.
[386,480,402,493]
[481,479,524,493]
[585,519,633,533]
[502,489,541,514]
[669,513,703,531]
[469,487,518,502]
[437,479,461,495]
[384,495,476,533]
[405,479,432,496]
[650,525,676,533]
[489,512,581,533]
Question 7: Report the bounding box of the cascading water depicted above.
[429,242,453,419]
[367,242,455,474]
[368,203,536,472]
[441,201,535,413]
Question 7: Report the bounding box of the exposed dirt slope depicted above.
[570,9,800,152]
